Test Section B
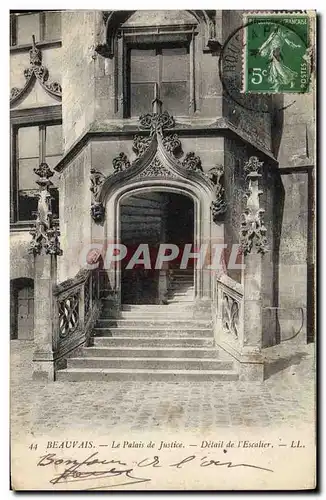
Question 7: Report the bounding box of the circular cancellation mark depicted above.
[218,18,311,114]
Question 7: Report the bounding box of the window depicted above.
[128,45,190,117]
[10,11,61,46]
[13,123,62,222]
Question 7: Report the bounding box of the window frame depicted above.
[10,11,62,51]
[10,105,62,228]
[126,43,191,118]
[115,25,198,118]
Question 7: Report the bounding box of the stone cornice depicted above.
[55,117,278,173]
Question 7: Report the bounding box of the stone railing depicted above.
[213,273,244,351]
[52,267,102,369]
[213,273,264,381]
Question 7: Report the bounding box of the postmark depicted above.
[243,12,312,94]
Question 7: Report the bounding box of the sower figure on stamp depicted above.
[258,26,301,91]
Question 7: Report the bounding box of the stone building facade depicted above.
[10,10,315,380]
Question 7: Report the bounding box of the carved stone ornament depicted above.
[163,134,183,157]
[182,152,203,172]
[138,157,176,179]
[243,156,264,176]
[90,168,106,223]
[112,152,131,173]
[90,168,106,199]
[29,162,62,256]
[239,157,267,255]
[222,293,239,339]
[139,110,175,134]
[90,201,105,224]
[208,165,227,223]
[10,36,62,105]
[132,135,152,157]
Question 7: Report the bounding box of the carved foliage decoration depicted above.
[139,110,175,134]
[209,165,227,223]
[29,162,62,256]
[90,168,106,224]
[138,157,176,179]
[163,134,182,157]
[222,292,239,339]
[239,156,267,255]
[132,135,151,157]
[112,152,131,173]
[182,152,203,172]
[10,35,62,105]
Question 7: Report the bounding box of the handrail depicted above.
[52,264,103,366]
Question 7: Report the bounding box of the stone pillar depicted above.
[239,157,267,381]
[29,163,62,381]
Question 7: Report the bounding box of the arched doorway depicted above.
[10,278,34,340]
[120,190,195,304]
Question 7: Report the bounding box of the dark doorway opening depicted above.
[120,191,194,304]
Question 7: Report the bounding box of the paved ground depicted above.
[10,340,315,435]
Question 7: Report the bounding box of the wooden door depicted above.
[17,286,34,340]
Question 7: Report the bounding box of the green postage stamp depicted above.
[243,12,313,94]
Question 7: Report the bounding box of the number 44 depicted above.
[29,443,38,451]
[251,68,267,84]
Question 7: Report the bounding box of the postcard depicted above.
[10,8,316,490]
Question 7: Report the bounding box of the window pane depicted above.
[18,158,40,190]
[130,49,157,83]
[130,83,155,117]
[16,14,40,45]
[44,11,61,40]
[161,82,189,115]
[45,125,62,156]
[18,127,39,159]
[162,47,189,82]
[18,190,38,221]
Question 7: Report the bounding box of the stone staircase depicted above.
[56,302,238,382]
[167,269,194,303]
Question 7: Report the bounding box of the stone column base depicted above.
[218,341,265,382]
[32,347,55,382]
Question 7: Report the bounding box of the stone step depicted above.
[121,304,195,312]
[67,357,234,371]
[166,297,194,303]
[80,346,221,358]
[93,336,214,347]
[56,368,239,382]
[168,291,194,298]
[93,327,213,337]
[101,310,195,319]
[96,319,212,328]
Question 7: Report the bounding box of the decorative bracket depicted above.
[10,35,62,105]
[239,156,267,255]
[29,162,62,256]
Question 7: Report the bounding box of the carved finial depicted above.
[29,35,42,66]
[29,162,62,256]
[244,156,264,176]
[239,157,267,255]
[152,83,163,114]
[139,97,175,135]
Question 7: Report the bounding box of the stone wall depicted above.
[57,145,92,282]
[61,11,100,152]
